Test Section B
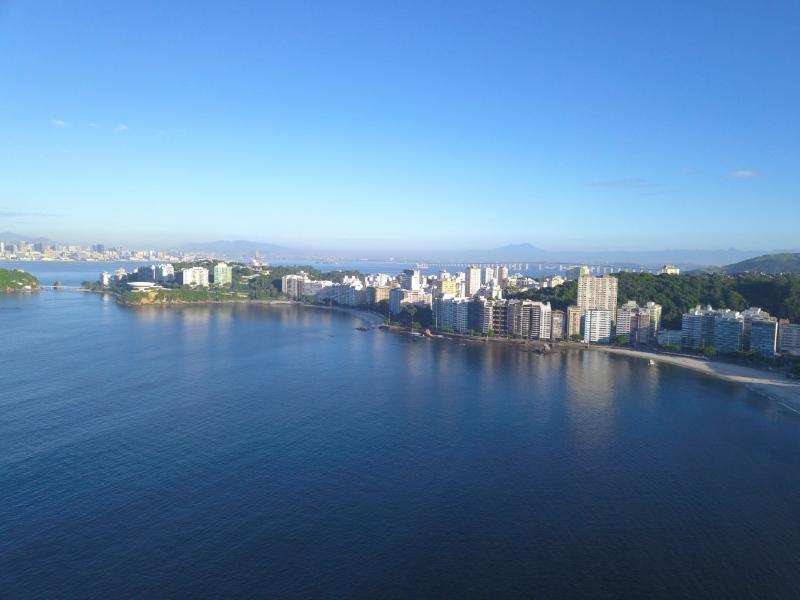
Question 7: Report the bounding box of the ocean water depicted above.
[2,287,800,598]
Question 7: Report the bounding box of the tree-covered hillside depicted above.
[616,272,800,329]
[722,253,800,274]
[509,272,800,329]
[0,268,39,291]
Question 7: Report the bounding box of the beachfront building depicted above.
[712,311,744,353]
[567,305,582,339]
[681,305,717,349]
[551,309,565,340]
[750,318,778,357]
[577,274,618,324]
[433,295,470,333]
[779,322,800,356]
[282,273,307,299]
[616,300,658,345]
[656,329,682,346]
[584,309,613,344]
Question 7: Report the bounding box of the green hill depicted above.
[0,268,39,291]
[722,253,800,274]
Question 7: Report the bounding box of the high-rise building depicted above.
[551,309,565,340]
[482,266,495,285]
[616,300,658,345]
[498,266,509,285]
[213,262,233,286]
[366,285,391,305]
[681,305,717,349]
[661,264,681,275]
[584,309,613,344]
[577,275,618,322]
[779,322,800,356]
[281,273,308,298]
[566,265,590,280]
[749,318,778,357]
[155,264,175,281]
[465,266,482,297]
[712,311,744,353]
[506,299,531,338]
[435,277,458,296]
[179,267,209,287]
[400,269,421,291]
[567,305,582,338]
[433,295,470,333]
[642,301,662,338]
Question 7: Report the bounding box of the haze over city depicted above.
[1,1,798,250]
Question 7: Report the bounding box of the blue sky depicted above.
[0,1,797,251]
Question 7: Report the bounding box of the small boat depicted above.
[648,359,656,366]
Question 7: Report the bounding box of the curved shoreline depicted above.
[587,345,800,410]
[90,289,800,410]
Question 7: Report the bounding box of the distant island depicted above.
[0,268,39,292]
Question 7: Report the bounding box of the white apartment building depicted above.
[584,309,613,344]
[465,266,481,297]
[180,267,209,287]
[577,275,618,321]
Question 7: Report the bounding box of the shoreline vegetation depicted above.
[0,268,39,292]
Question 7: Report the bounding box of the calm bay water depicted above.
[2,285,800,597]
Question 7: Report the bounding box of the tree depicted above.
[703,346,718,358]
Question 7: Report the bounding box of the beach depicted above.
[590,346,800,411]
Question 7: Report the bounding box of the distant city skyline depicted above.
[1,2,798,248]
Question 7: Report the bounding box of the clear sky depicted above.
[0,1,797,251]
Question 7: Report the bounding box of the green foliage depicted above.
[396,304,432,329]
[613,272,800,329]
[615,335,628,345]
[0,268,39,291]
[569,334,582,342]
[506,280,577,311]
[703,346,718,358]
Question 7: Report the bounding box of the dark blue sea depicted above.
[3,264,800,598]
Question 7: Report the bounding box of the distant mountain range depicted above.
[721,253,800,274]
[179,240,294,256]
[0,232,56,244]
[445,245,800,267]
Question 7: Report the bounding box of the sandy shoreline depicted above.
[589,345,800,410]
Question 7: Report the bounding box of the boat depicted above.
[648,359,656,366]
